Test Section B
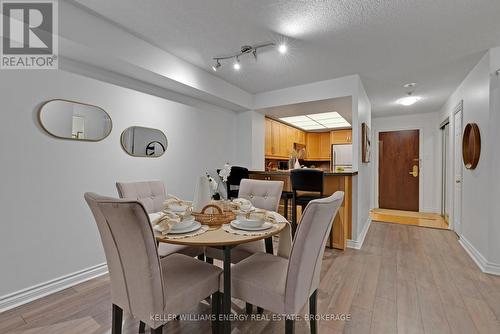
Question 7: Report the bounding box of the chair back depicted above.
[290,169,324,194]
[84,193,165,321]
[238,179,283,212]
[284,191,344,314]
[225,166,249,199]
[116,181,166,213]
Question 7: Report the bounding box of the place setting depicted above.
[223,198,279,236]
[150,196,209,239]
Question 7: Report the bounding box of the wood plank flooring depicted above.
[370,209,449,229]
[2,221,500,333]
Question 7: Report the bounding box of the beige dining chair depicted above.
[205,179,284,263]
[228,191,344,334]
[116,181,204,259]
[84,193,222,334]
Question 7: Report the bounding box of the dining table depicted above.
[155,211,290,334]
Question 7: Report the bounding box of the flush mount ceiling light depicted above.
[397,83,422,106]
[279,112,350,131]
[211,41,287,72]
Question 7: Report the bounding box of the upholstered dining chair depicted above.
[205,179,284,264]
[228,191,344,334]
[84,193,222,334]
[205,179,283,314]
[116,181,204,259]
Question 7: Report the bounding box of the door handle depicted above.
[409,165,419,177]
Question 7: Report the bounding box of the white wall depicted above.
[372,112,441,213]
[0,69,237,298]
[354,78,373,241]
[439,53,490,260]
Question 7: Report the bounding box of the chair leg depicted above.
[112,304,122,334]
[150,325,163,334]
[283,197,289,220]
[285,319,295,334]
[291,197,297,236]
[309,290,317,334]
[206,257,214,264]
[211,292,221,334]
[139,321,146,333]
[245,302,253,314]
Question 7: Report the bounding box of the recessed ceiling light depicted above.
[278,43,287,54]
[279,112,350,130]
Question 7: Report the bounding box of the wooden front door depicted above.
[379,130,419,211]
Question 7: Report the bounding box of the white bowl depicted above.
[172,218,195,230]
[237,216,264,228]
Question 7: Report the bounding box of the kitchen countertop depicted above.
[249,170,358,176]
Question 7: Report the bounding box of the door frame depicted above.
[374,127,424,211]
[451,100,463,235]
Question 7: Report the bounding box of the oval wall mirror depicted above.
[39,99,112,141]
[121,126,168,157]
[462,123,481,169]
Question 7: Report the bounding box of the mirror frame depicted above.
[38,99,112,142]
[120,126,168,158]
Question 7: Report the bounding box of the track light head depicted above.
[211,60,221,72]
[278,43,287,54]
[233,57,241,70]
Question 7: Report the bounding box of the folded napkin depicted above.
[231,198,253,211]
[149,195,195,235]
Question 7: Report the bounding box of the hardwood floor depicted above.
[370,208,449,230]
[2,222,500,333]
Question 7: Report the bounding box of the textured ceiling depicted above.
[72,0,500,116]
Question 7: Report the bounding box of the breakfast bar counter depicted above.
[249,170,354,250]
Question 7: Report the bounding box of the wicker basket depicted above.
[192,204,236,227]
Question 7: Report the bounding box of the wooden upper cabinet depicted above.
[331,129,352,145]
[265,118,306,159]
[265,118,273,156]
[319,132,331,159]
[305,133,320,160]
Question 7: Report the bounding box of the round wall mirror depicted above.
[121,126,168,157]
[462,123,481,169]
[39,99,112,141]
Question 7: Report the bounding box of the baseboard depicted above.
[0,263,108,312]
[347,217,372,249]
[459,236,500,276]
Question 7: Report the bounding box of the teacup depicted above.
[168,203,189,213]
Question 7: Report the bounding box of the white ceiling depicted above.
[72,0,500,116]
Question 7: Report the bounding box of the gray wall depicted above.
[0,69,237,297]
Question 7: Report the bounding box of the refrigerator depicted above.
[331,144,353,171]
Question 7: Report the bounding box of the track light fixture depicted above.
[211,60,221,72]
[211,41,287,72]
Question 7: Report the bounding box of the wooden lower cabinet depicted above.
[248,171,353,250]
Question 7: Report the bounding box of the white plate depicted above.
[230,220,273,231]
[168,221,201,234]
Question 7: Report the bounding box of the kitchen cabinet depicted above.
[265,118,306,159]
[331,129,352,144]
[305,132,330,161]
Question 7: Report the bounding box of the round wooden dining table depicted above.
[155,212,289,334]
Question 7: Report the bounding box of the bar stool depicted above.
[220,166,249,199]
[290,169,324,235]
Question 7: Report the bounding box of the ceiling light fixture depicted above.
[397,83,421,106]
[233,57,241,71]
[211,40,287,72]
[211,60,221,72]
[278,43,288,54]
[279,112,350,131]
